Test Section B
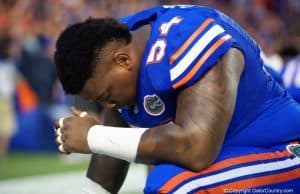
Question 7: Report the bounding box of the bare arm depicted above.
[136,48,244,171]
[58,48,244,174]
[87,109,130,194]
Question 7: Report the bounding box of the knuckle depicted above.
[61,126,67,132]
[64,117,74,128]
[54,120,60,129]
[64,144,71,152]
[61,134,66,142]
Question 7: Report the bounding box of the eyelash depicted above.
[96,89,111,103]
[103,89,111,101]
[105,90,110,101]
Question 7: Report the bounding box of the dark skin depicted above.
[136,47,244,170]
[55,26,244,192]
[86,109,130,194]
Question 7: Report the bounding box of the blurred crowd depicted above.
[0,0,299,157]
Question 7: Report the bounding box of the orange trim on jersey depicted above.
[172,34,231,89]
[158,150,292,193]
[169,18,214,64]
[196,167,300,194]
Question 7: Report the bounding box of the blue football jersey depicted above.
[119,5,299,145]
[281,56,300,103]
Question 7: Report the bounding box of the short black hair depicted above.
[54,17,132,94]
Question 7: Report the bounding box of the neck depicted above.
[131,25,151,61]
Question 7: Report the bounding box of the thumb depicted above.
[71,106,83,117]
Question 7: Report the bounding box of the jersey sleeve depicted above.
[168,18,233,90]
[147,13,233,93]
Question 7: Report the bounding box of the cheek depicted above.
[109,67,138,102]
[117,80,134,97]
[114,76,136,101]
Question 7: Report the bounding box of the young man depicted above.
[54,5,300,194]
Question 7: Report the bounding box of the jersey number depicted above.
[146,16,183,64]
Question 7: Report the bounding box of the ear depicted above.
[113,52,133,70]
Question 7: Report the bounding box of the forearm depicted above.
[87,122,216,172]
[86,109,130,193]
[86,154,129,194]
[86,49,243,172]
[136,122,218,171]
[137,48,243,171]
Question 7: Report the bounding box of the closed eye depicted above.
[96,89,111,102]
[96,91,107,102]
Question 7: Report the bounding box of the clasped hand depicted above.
[54,107,99,154]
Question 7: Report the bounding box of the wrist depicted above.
[87,125,148,162]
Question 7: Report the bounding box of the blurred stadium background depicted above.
[0,0,299,193]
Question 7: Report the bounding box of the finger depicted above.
[61,132,67,143]
[58,144,66,153]
[55,128,62,136]
[58,117,65,128]
[54,119,60,130]
[56,135,63,144]
[59,143,71,154]
[71,106,83,117]
[55,118,65,129]
[80,111,88,117]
